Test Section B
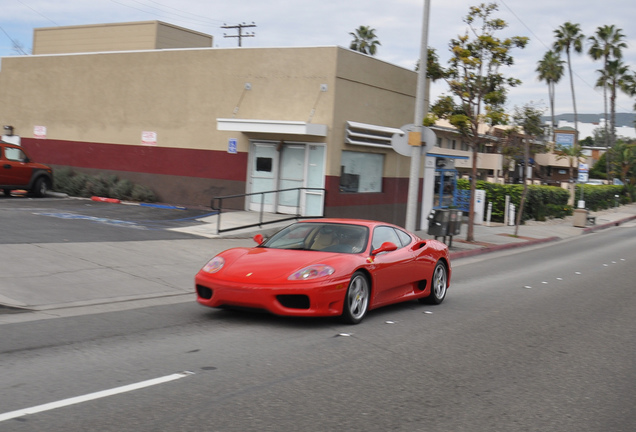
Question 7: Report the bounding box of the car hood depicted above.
[215,247,350,283]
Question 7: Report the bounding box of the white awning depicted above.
[217,118,328,137]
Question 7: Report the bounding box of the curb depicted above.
[91,196,121,204]
[450,236,561,260]
[89,196,189,211]
[581,214,636,234]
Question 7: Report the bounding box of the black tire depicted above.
[3,189,11,196]
[341,271,370,324]
[32,177,51,197]
[419,261,448,305]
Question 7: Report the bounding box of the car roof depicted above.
[298,218,403,230]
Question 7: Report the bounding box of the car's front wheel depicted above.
[341,271,370,324]
[419,261,448,305]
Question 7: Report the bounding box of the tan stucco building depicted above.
[2,20,575,227]
[1,21,421,224]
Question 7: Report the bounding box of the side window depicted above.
[4,147,26,162]
[371,226,401,251]
[395,229,412,247]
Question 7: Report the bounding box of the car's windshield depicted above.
[263,223,369,254]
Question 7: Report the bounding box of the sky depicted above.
[1,0,635,118]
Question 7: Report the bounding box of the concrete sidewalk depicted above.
[183,202,636,256]
[1,202,635,320]
[429,203,636,259]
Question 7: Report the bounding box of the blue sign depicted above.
[555,132,574,147]
[228,138,238,154]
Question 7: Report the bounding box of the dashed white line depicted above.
[0,371,193,422]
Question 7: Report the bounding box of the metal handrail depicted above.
[211,187,326,234]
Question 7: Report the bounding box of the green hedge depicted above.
[573,184,625,211]
[53,168,157,202]
[457,179,571,222]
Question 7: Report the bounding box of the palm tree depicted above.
[609,141,636,184]
[536,50,565,141]
[595,59,632,182]
[588,25,627,167]
[553,22,585,140]
[349,26,381,56]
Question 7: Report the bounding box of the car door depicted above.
[1,145,32,187]
[369,226,418,306]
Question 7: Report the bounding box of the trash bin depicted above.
[573,208,587,228]
[427,209,450,237]
[448,210,463,236]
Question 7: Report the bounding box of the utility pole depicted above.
[222,22,256,47]
[405,0,431,232]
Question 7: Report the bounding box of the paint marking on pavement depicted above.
[0,371,193,422]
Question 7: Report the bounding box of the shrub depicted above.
[457,180,571,222]
[53,168,157,203]
[574,184,623,211]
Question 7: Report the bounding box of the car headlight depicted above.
[202,257,225,273]
[288,264,335,281]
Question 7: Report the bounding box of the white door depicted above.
[249,143,279,212]
[248,142,325,216]
[304,145,326,216]
[277,145,306,214]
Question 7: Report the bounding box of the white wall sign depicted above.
[142,131,157,146]
[34,125,47,139]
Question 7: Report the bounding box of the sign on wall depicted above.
[142,131,157,146]
[34,125,47,139]
[228,138,238,154]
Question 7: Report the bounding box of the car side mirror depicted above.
[253,234,264,245]
[371,241,398,255]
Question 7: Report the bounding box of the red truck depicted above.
[1,141,53,197]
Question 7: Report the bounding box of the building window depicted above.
[256,157,272,172]
[451,139,456,150]
[340,151,384,193]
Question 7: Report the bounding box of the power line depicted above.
[16,0,58,26]
[115,0,225,27]
[222,22,256,47]
[498,0,632,112]
[0,24,28,55]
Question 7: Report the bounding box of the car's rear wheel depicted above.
[3,189,11,196]
[341,271,370,324]
[32,177,51,197]
[419,261,448,305]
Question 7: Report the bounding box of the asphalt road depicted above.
[0,195,216,243]
[1,197,635,431]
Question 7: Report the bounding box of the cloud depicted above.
[1,0,635,115]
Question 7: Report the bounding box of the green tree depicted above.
[349,26,381,56]
[553,22,585,139]
[511,103,545,236]
[429,2,528,242]
[536,50,565,141]
[609,141,636,184]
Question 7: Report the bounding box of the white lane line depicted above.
[0,371,193,422]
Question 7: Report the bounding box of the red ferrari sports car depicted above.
[195,219,451,324]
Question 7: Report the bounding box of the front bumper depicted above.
[195,274,350,317]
